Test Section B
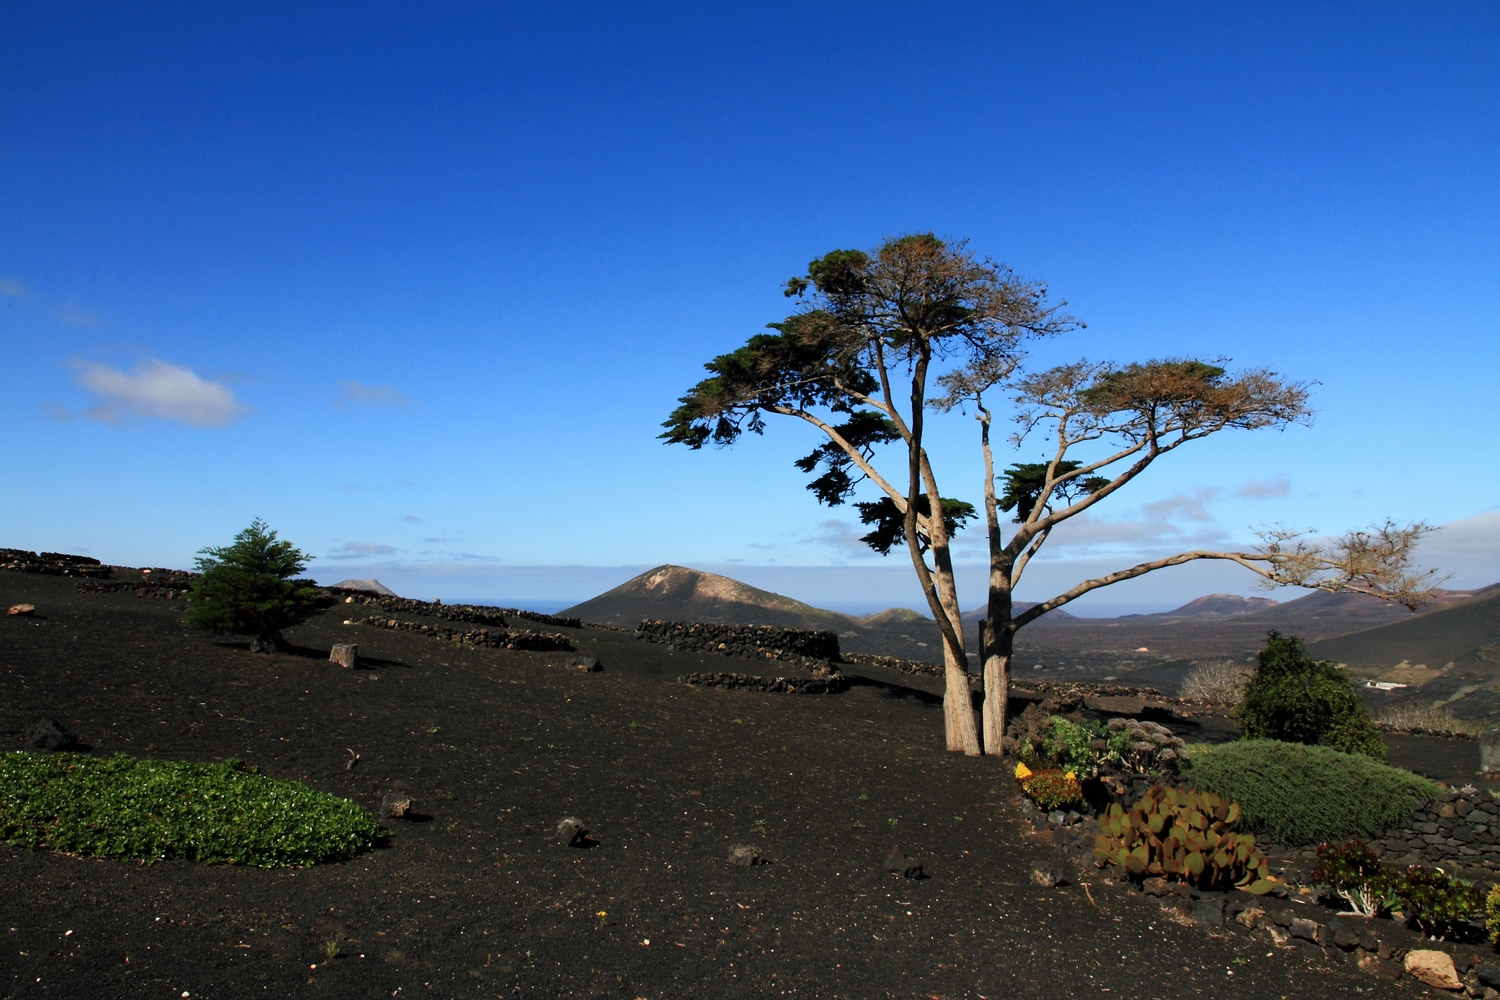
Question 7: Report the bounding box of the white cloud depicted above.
[337,380,412,409]
[72,358,247,427]
[1237,476,1292,499]
[328,541,399,560]
[1414,510,1500,589]
[57,301,102,327]
[1141,488,1224,521]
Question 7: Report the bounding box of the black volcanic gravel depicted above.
[0,571,1420,999]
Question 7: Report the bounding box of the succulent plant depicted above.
[1092,783,1274,894]
[1020,768,1083,811]
[1310,839,1397,917]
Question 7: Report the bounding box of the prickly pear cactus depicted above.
[1092,783,1274,894]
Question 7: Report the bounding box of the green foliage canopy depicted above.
[184,518,324,641]
[661,235,1076,560]
[853,495,977,556]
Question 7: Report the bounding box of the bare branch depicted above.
[1249,520,1446,610]
[1010,520,1442,629]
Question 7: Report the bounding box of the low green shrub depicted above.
[1234,631,1386,761]
[1023,716,1119,776]
[1184,739,1439,845]
[1016,715,1185,777]
[0,752,386,867]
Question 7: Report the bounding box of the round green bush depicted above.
[1184,739,1439,845]
[0,752,386,867]
[1234,631,1386,761]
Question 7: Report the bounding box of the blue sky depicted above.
[2,2,1497,615]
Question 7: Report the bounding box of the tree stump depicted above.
[330,643,358,669]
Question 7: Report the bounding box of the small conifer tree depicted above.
[185,519,324,651]
[1234,631,1386,761]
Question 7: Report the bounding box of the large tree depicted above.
[663,234,1437,755]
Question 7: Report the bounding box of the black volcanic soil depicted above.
[0,571,1434,999]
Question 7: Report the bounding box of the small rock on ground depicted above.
[380,793,415,820]
[1029,860,1068,887]
[29,718,77,751]
[1405,949,1462,991]
[886,846,925,879]
[556,816,593,847]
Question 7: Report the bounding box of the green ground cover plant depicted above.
[1184,739,1439,845]
[1234,631,1386,760]
[0,752,385,866]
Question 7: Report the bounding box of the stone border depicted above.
[679,671,848,695]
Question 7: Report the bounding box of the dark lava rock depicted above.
[1477,963,1500,989]
[886,846,925,879]
[1141,877,1172,897]
[1192,896,1225,927]
[29,717,77,751]
[566,656,603,672]
[1327,914,1370,950]
[556,817,593,848]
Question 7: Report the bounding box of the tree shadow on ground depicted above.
[844,674,943,706]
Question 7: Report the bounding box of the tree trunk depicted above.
[941,638,981,755]
[980,618,1013,754]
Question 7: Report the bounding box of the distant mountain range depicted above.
[562,564,1500,666]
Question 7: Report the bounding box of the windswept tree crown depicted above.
[661,234,1077,456]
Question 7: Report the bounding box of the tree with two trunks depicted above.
[662,233,1437,755]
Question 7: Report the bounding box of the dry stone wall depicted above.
[334,592,581,630]
[360,616,574,652]
[838,651,944,677]
[635,620,840,669]
[76,580,192,600]
[0,549,112,578]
